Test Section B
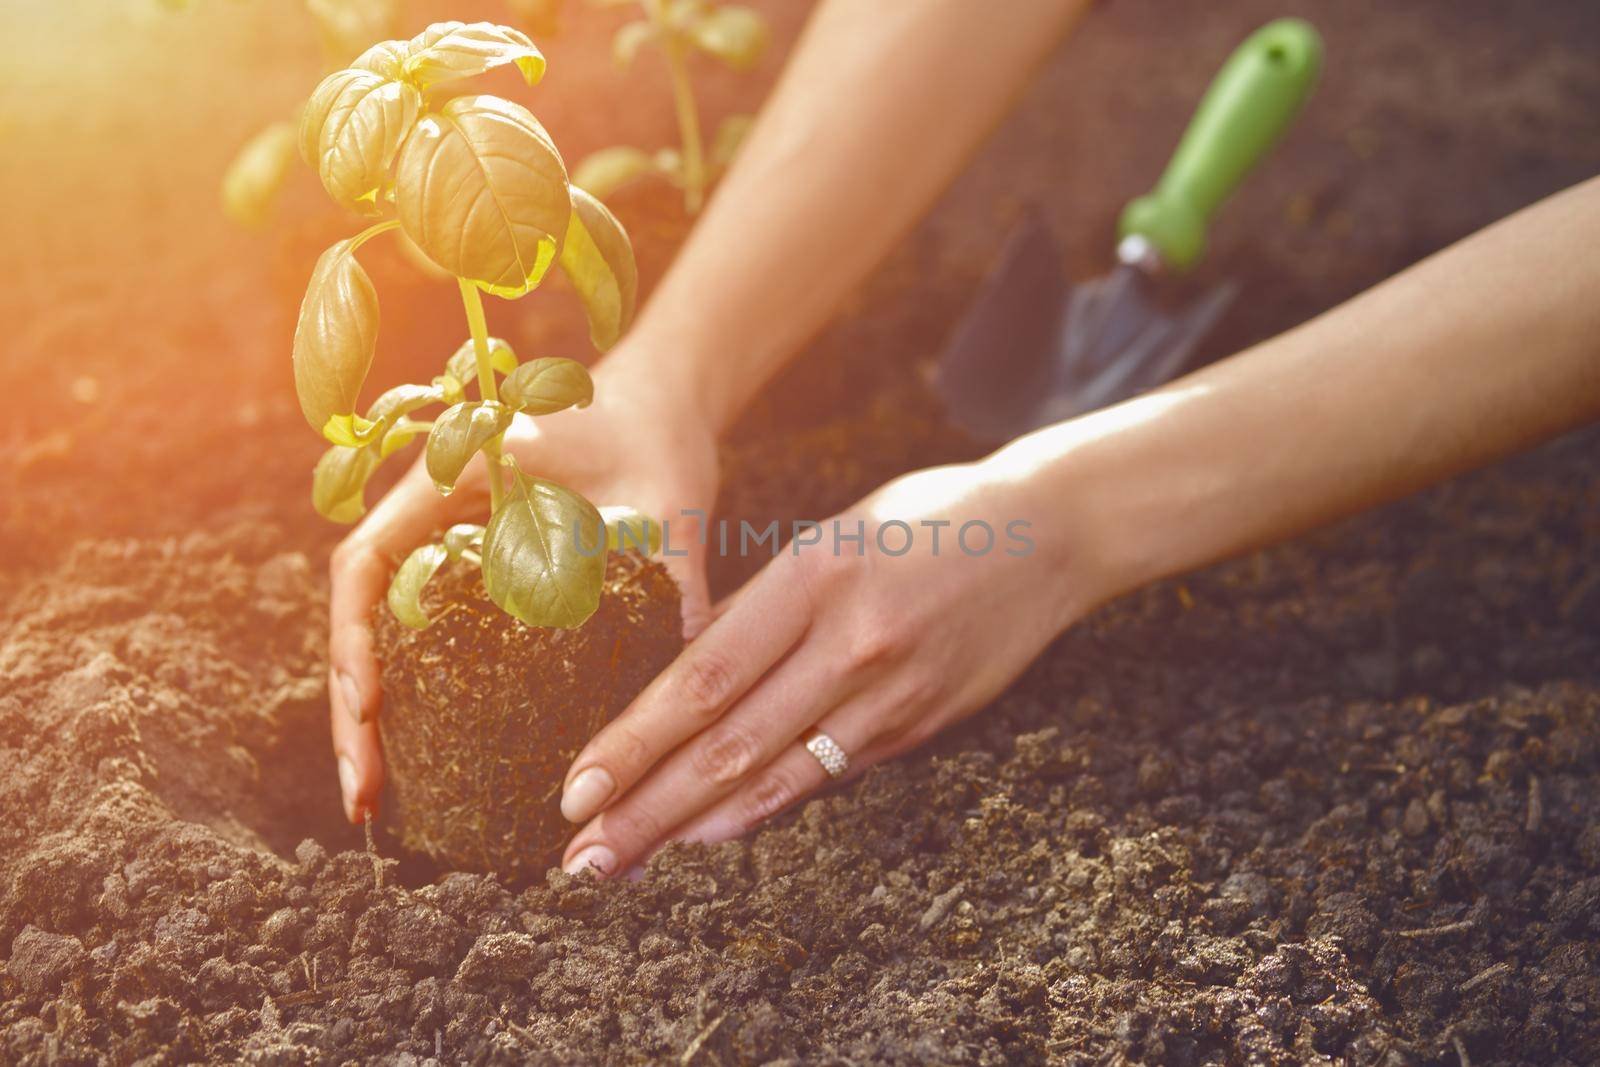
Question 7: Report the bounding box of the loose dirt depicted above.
[3,433,1599,1064]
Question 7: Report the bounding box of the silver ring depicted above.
[804,731,849,779]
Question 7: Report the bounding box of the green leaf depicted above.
[425,401,515,494]
[402,21,547,89]
[300,66,422,216]
[293,238,380,436]
[570,146,656,201]
[558,187,637,350]
[500,357,593,415]
[443,523,486,559]
[612,19,656,68]
[599,506,661,554]
[394,95,570,299]
[221,121,297,228]
[481,467,605,628]
[312,445,381,524]
[444,336,519,388]
[687,4,768,71]
[386,543,448,629]
[350,39,411,80]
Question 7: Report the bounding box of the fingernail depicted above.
[563,844,616,878]
[561,767,615,823]
[337,756,359,822]
[337,671,364,725]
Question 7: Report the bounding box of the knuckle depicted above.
[847,613,910,671]
[678,651,737,717]
[691,722,764,785]
[743,765,803,827]
[599,724,650,779]
[328,539,360,576]
[895,671,943,716]
[786,546,845,615]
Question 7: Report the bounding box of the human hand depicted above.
[556,459,1086,877]
[327,353,720,824]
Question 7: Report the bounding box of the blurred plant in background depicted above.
[569,0,768,213]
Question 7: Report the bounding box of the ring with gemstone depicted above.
[804,731,849,779]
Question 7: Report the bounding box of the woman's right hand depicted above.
[326,351,722,823]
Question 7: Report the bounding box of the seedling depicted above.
[295,20,654,631]
[571,0,769,213]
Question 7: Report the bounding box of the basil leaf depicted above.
[481,468,605,628]
[402,21,546,89]
[293,238,379,437]
[311,445,381,524]
[557,187,637,351]
[394,95,570,299]
[500,357,593,416]
[301,67,421,216]
[386,543,449,629]
[425,401,515,494]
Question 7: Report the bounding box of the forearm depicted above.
[991,176,1600,614]
[609,0,1092,432]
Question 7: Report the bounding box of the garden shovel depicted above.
[937,18,1323,444]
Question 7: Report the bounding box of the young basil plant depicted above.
[295,20,652,631]
[569,0,770,213]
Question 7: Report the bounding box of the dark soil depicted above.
[374,554,682,879]
[3,0,1600,1064]
[5,437,1599,1065]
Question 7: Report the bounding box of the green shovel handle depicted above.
[1118,18,1323,273]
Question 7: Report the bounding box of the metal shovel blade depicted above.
[935,216,1237,445]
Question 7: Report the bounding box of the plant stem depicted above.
[642,0,707,213]
[457,278,506,511]
[349,218,400,252]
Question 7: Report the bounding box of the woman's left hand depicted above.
[557,459,1086,877]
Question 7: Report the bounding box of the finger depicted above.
[330,668,384,824]
[560,639,861,876]
[328,467,483,727]
[661,706,885,851]
[328,465,484,809]
[558,557,812,825]
[657,532,713,640]
[708,575,754,623]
